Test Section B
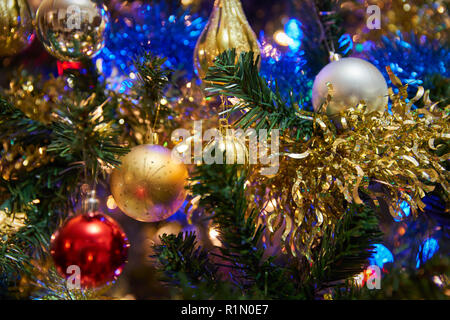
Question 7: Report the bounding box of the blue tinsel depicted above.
[96,3,206,92]
[366,31,449,95]
[96,5,313,103]
[96,4,448,110]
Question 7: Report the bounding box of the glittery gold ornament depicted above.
[312,57,388,117]
[202,118,248,165]
[35,0,109,61]
[110,144,188,222]
[0,0,35,56]
[193,0,260,79]
[248,67,449,258]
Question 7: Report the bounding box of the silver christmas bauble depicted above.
[312,57,388,117]
[35,0,109,61]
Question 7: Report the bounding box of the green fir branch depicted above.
[307,205,382,293]
[48,95,129,177]
[132,52,177,130]
[190,164,301,299]
[204,49,313,139]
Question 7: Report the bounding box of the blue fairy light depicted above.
[394,200,411,222]
[95,3,206,92]
[338,34,353,55]
[416,238,439,268]
[369,244,394,268]
[259,31,313,110]
[284,18,303,53]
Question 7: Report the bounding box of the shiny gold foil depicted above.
[0,210,26,238]
[248,67,449,258]
[193,0,261,79]
[0,0,34,56]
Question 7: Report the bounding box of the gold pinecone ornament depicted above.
[193,0,261,79]
[0,0,35,56]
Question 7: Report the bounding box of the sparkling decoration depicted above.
[50,209,129,288]
[259,34,313,109]
[95,2,205,92]
[0,0,35,56]
[110,144,188,222]
[3,72,68,124]
[312,57,389,117]
[251,68,449,257]
[35,0,109,61]
[393,200,411,222]
[0,210,26,236]
[369,244,394,268]
[366,32,449,102]
[416,238,439,268]
[193,0,260,79]
[202,119,249,165]
[0,143,50,181]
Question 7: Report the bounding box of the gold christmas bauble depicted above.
[110,144,188,222]
[193,0,260,79]
[0,0,35,56]
[35,0,109,61]
[202,125,248,165]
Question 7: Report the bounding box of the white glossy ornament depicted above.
[312,57,388,117]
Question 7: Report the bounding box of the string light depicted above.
[106,195,117,210]
[416,238,439,268]
[274,30,293,47]
[209,226,221,247]
[369,244,394,268]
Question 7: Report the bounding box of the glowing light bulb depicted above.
[107,195,117,210]
[274,30,293,47]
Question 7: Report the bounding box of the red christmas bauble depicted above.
[50,212,129,288]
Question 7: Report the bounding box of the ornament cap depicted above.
[82,190,100,215]
[144,131,159,145]
[329,52,342,62]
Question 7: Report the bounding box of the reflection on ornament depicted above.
[432,275,445,288]
[106,195,117,210]
[312,57,388,117]
[36,0,109,61]
[0,0,35,56]
[193,0,260,79]
[354,265,382,288]
[110,144,188,222]
[50,212,129,288]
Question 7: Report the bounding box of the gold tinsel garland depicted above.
[248,67,449,259]
[0,210,26,236]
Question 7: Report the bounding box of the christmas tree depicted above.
[0,0,448,301]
